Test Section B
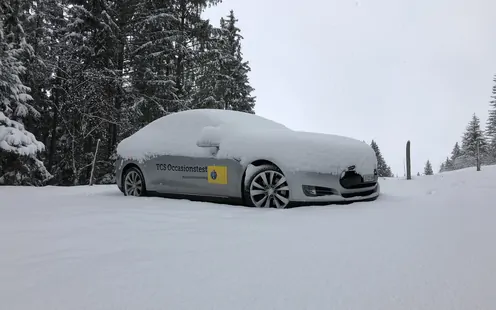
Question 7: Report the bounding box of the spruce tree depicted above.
[192,10,255,113]
[370,140,393,177]
[424,160,433,175]
[221,11,255,113]
[129,0,222,123]
[444,156,454,171]
[461,114,487,158]
[2,0,261,186]
[439,162,445,173]
[450,142,461,161]
[486,74,496,160]
[54,0,123,185]
[19,0,67,175]
[0,0,51,185]
[190,19,224,109]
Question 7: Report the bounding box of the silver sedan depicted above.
[115,109,380,208]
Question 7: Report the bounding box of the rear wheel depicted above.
[123,167,147,197]
[244,165,290,208]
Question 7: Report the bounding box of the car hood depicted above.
[217,129,378,175]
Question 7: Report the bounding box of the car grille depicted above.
[314,186,335,196]
[341,188,377,198]
[340,170,376,189]
[345,182,377,189]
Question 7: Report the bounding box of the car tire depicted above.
[243,165,291,209]
[122,166,147,197]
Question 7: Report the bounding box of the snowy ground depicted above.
[1,166,495,310]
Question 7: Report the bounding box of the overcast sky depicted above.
[203,0,496,176]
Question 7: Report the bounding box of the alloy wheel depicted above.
[249,170,290,208]
[124,170,144,196]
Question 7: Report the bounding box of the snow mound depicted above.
[117,109,375,174]
[0,112,45,156]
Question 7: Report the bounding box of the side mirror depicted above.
[196,126,221,148]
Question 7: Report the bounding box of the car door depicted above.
[183,154,244,199]
[137,112,245,199]
[149,152,244,199]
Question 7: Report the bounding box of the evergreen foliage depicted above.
[441,112,493,172]
[486,75,496,161]
[450,142,461,161]
[370,140,393,177]
[0,0,51,185]
[424,160,433,175]
[439,162,445,173]
[0,0,256,185]
[191,10,255,112]
[461,114,487,157]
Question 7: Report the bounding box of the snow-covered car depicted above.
[115,109,380,208]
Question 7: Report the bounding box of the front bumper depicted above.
[287,170,380,204]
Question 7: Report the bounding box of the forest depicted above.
[1,0,255,186]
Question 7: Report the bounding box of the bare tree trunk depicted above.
[72,135,78,186]
[90,139,101,185]
[48,80,59,171]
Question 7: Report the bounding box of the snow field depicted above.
[1,165,495,310]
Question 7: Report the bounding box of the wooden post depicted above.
[406,140,411,180]
[476,140,481,171]
[89,139,101,186]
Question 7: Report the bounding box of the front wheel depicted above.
[123,167,147,197]
[244,165,291,208]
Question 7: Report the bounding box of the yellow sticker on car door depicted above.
[207,165,228,184]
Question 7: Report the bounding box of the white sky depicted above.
[203,0,496,176]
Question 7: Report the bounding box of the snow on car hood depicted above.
[217,129,377,175]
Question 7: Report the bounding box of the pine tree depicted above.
[188,13,223,109]
[0,0,51,185]
[461,114,487,158]
[452,114,488,170]
[439,162,445,173]
[447,142,463,170]
[48,0,123,185]
[424,160,433,175]
[450,142,461,161]
[192,10,255,113]
[220,11,255,113]
[128,0,222,123]
[0,0,37,120]
[18,0,67,176]
[2,0,260,186]
[128,0,183,126]
[370,140,393,177]
[486,74,496,160]
[444,156,454,171]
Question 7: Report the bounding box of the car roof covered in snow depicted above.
[116,109,290,162]
[149,109,289,131]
